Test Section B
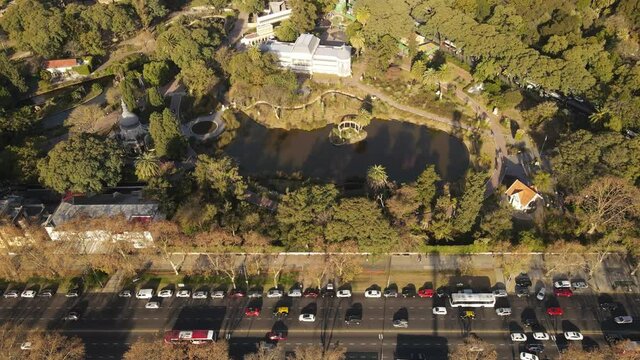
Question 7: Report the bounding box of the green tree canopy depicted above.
[143,61,171,87]
[156,21,223,69]
[453,171,487,235]
[194,154,247,201]
[132,0,168,28]
[415,165,440,209]
[325,198,398,252]
[37,134,124,193]
[149,109,186,160]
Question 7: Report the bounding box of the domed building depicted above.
[116,99,148,154]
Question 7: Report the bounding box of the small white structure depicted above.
[505,179,542,211]
[261,34,352,77]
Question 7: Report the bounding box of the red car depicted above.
[303,289,319,298]
[267,332,287,341]
[245,307,261,317]
[230,289,246,298]
[546,307,563,316]
[418,289,434,298]
[554,288,573,297]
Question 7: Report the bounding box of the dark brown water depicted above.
[223,119,469,183]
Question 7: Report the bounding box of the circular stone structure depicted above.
[191,120,218,135]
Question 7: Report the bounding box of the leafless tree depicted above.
[448,333,497,360]
[287,344,347,360]
[0,324,85,360]
[543,241,586,277]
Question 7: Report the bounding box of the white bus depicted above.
[449,293,496,308]
[164,330,216,344]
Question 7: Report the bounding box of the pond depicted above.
[191,120,218,135]
[223,119,470,184]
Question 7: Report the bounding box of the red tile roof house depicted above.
[44,59,81,75]
[504,179,543,211]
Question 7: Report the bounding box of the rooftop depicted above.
[44,59,79,69]
[504,179,540,207]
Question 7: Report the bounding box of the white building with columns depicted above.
[261,34,352,77]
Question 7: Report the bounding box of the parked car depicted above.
[546,307,563,316]
[229,289,246,298]
[511,333,527,342]
[63,312,79,321]
[614,316,633,324]
[401,286,416,298]
[604,333,624,345]
[523,318,538,327]
[496,307,512,316]
[516,285,529,297]
[145,301,160,309]
[3,290,18,298]
[211,290,226,299]
[136,289,154,299]
[515,273,532,287]
[65,289,79,298]
[392,319,409,328]
[158,289,173,298]
[21,290,36,298]
[288,289,302,298]
[273,306,289,318]
[493,289,508,297]
[176,290,191,298]
[118,290,132,298]
[298,313,316,322]
[554,280,571,288]
[536,287,545,301]
[337,289,352,298]
[532,332,550,341]
[245,307,261,317]
[564,332,584,340]
[267,289,283,298]
[553,288,573,297]
[383,289,398,298]
[432,307,447,315]
[38,289,54,298]
[267,332,286,341]
[192,290,208,299]
[365,289,382,298]
[436,287,448,298]
[520,352,539,360]
[599,302,618,312]
[303,289,319,298]
[571,281,588,289]
[418,288,434,298]
[20,342,32,350]
[247,290,263,298]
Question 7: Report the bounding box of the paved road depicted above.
[1,288,638,359]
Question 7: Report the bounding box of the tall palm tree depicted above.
[135,152,160,181]
[350,32,366,57]
[367,165,388,207]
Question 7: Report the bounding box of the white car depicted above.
[20,342,32,350]
[176,290,191,298]
[511,333,527,342]
[267,289,283,298]
[365,289,382,298]
[432,307,447,315]
[136,289,154,299]
[211,290,225,299]
[520,352,539,360]
[3,290,19,298]
[158,290,173,298]
[564,332,584,340]
[298,313,316,322]
[493,289,508,297]
[337,290,352,298]
[288,289,302,297]
[392,319,409,328]
[554,280,571,288]
[571,281,588,289]
[20,290,36,298]
[532,332,550,341]
[63,312,79,321]
[536,287,546,301]
[614,316,633,324]
[192,291,208,299]
[145,301,160,309]
[496,307,512,316]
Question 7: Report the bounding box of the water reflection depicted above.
[223,119,469,183]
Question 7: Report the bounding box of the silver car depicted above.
[536,287,545,301]
[392,319,409,328]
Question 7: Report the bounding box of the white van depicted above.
[136,289,154,299]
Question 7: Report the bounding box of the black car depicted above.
[401,286,416,298]
[344,314,361,325]
[436,287,448,298]
[515,285,529,297]
[604,333,624,345]
[525,344,544,353]
[523,318,538,327]
[599,302,618,312]
[515,273,532,287]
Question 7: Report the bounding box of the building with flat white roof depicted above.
[261,34,351,77]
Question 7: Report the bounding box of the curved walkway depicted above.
[244,89,365,111]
